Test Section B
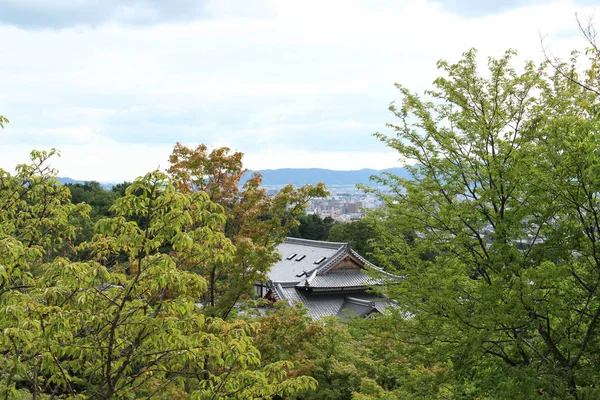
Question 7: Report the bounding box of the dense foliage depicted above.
[365,46,600,398]
[327,220,376,263]
[287,214,335,241]
[0,148,318,399]
[167,143,327,318]
[65,181,121,245]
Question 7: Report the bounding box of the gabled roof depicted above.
[268,238,348,283]
[304,269,381,289]
[266,238,400,319]
[269,237,399,291]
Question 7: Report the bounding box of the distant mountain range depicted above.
[58,167,411,189]
[57,177,115,189]
[243,168,411,186]
[57,177,87,185]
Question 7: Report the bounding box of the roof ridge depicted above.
[315,245,351,275]
[303,269,319,286]
[344,296,376,307]
[285,237,348,249]
[274,283,285,301]
[350,249,403,279]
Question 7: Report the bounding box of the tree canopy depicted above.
[0,144,317,399]
[366,47,600,398]
[167,143,328,318]
[288,214,335,241]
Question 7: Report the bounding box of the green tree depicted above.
[348,313,451,400]
[327,219,376,261]
[0,146,317,398]
[252,305,364,400]
[369,49,600,398]
[167,143,328,318]
[66,181,117,217]
[66,181,120,245]
[110,181,132,197]
[288,214,335,240]
[0,149,89,262]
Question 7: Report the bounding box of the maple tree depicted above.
[168,143,328,318]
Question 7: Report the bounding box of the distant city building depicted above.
[302,187,385,222]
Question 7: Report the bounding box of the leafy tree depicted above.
[327,219,376,261]
[0,149,89,262]
[0,147,317,398]
[348,313,451,400]
[251,304,365,400]
[110,181,132,197]
[288,318,363,400]
[66,181,120,245]
[288,214,335,241]
[369,48,600,398]
[251,302,324,370]
[167,143,328,318]
[544,16,600,98]
[66,181,117,217]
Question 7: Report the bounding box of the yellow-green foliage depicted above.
[0,151,316,399]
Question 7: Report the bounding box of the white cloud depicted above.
[243,146,405,171]
[0,0,596,181]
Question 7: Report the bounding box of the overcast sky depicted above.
[0,0,596,181]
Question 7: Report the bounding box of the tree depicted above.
[348,313,450,400]
[327,219,376,262]
[110,181,133,197]
[0,143,317,398]
[251,304,367,400]
[167,143,328,318]
[369,49,600,398]
[66,181,120,245]
[66,181,118,217]
[288,214,335,241]
[543,15,600,98]
[0,149,89,262]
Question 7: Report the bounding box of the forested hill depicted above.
[243,167,411,186]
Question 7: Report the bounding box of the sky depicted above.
[0,0,596,181]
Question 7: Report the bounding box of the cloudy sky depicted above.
[0,0,596,181]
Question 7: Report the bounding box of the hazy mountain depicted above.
[57,177,114,190]
[58,167,411,189]
[243,167,411,186]
[57,177,84,185]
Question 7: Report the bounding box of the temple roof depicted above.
[337,297,380,320]
[266,237,400,319]
[273,285,391,320]
[301,269,382,289]
[268,238,348,283]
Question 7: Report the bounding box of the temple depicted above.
[258,237,398,320]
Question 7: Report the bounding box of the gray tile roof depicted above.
[305,269,382,288]
[267,238,401,319]
[269,238,347,282]
[337,297,379,320]
[274,286,391,320]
